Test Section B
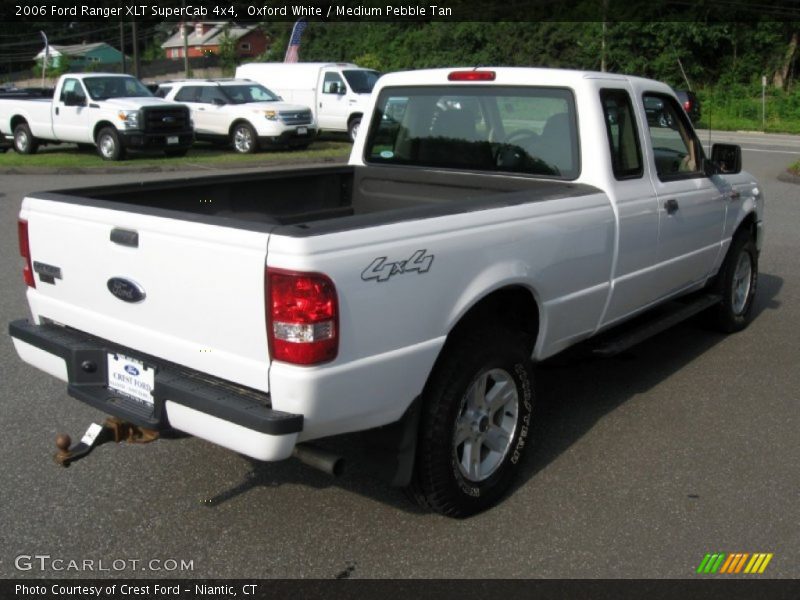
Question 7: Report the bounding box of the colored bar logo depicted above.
[696,553,773,574]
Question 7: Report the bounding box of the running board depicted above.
[591,294,721,358]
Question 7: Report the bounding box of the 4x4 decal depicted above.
[361,249,434,282]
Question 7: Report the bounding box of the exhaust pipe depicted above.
[293,444,344,477]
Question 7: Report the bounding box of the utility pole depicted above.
[119,21,126,73]
[601,0,608,72]
[131,20,139,79]
[182,22,190,77]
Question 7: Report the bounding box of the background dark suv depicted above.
[675,89,701,124]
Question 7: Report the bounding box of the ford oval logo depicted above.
[162,116,175,123]
[124,364,140,376]
[107,277,146,303]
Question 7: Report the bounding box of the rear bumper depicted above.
[119,130,194,151]
[8,319,302,460]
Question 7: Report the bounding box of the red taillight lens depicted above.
[266,268,338,365]
[683,100,692,111]
[18,219,35,288]
[448,70,496,82]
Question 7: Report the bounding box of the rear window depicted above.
[365,86,579,179]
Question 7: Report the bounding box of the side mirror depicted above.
[710,143,742,174]
[212,98,226,106]
[337,83,347,95]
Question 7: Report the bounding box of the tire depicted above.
[407,327,534,517]
[710,231,758,333]
[164,148,188,157]
[13,123,38,155]
[231,122,258,154]
[347,117,361,142]
[96,127,125,161]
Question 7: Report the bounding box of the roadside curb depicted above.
[777,170,800,185]
[0,154,349,175]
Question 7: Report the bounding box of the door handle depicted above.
[665,198,679,215]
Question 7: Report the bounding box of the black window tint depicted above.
[643,92,704,181]
[600,89,643,180]
[155,86,171,98]
[199,86,228,104]
[175,86,198,102]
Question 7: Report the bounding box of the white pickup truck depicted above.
[0,73,193,160]
[9,67,763,517]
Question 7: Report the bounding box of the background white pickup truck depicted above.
[8,67,763,517]
[156,79,316,153]
[0,73,193,160]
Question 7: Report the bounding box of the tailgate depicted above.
[21,196,273,393]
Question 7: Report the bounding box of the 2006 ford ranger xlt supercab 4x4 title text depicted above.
[9,68,763,517]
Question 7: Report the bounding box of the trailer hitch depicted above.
[54,417,159,467]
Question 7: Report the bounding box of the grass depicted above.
[789,160,800,176]
[0,140,352,170]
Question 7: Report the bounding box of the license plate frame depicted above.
[106,353,155,407]
[297,127,308,135]
[167,136,179,145]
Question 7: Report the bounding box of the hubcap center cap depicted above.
[478,415,489,433]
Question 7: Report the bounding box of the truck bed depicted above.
[35,165,599,236]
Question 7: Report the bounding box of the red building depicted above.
[161,22,268,59]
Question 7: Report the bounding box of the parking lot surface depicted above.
[1,133,798,578]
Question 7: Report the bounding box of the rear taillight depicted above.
[266,268,338,365]
[18,219,35,288]
[683,100,692,111]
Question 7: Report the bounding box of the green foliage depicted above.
[33,55,71,78]
[218,28,238,76]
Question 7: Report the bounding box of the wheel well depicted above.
[10,116,28,131]
[93,121,116,141]
[447,286,539,353]
[735,212,758,241]
[229,119,253,136]
[348,113,362,126]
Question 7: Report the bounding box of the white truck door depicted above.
[52,77,92,143]
[596,88,663,325]
[641,92,726,299]
[317,69,349,131]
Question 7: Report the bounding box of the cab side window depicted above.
[643,92,704,181]
[60,78,86,104]
[175,86,199,102]
[199,86,228,105]
[322,72,345,94]
[600,89,642,180]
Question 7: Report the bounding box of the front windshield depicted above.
[342,70,381,94]
[223,84,279,104]
[84,76,153,100]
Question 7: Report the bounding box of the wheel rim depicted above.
[731,251,753,315]
[453,368,519,482]
[234,127,252,152]
[16,130,28,152]
[99,134,115,159]
[350,122,359,140]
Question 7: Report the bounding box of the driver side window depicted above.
[60,78,86,103]
[322,72,344,94]
[643,92,704,181]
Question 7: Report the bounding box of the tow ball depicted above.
[54,417,159,467]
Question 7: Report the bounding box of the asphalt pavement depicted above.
[0,132,798,579]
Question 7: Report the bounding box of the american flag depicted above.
[284,20,307,63]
